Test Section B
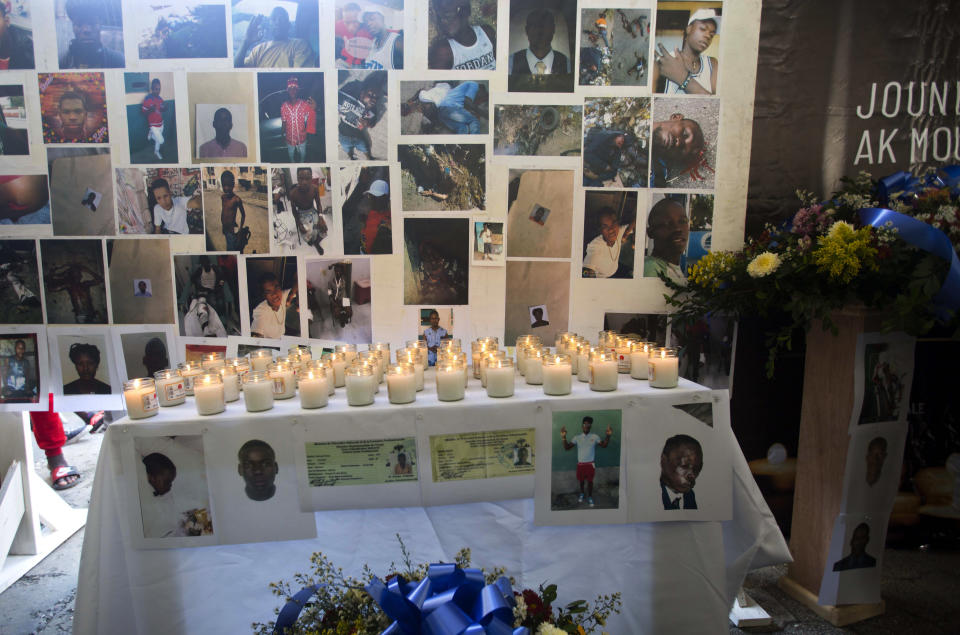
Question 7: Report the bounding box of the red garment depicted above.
[280,98,311,145]
[576,461,596,482]
[335,20,372,65]
[305,106,316,135]
[362,208,390,252]
[141,95,165,127]
[30,411,66,459]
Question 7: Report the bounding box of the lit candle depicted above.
[243,371,274,412]
[485,358,515,398]
[577,345,595,383]
[310,360,336,395]
[371,342,390,377]
[542,354,573,396]
[194,373,225,416]
[201,351,225,370]
[336,343,358,364]
[225,358,251,389]
[268,362,296,400]
[648,347,679,388]
[407,340,428,367]
[345,364,376,406]
[123,378,159,419]
[568,338,584,374]
[289,345,312,363]
[298,367,329,409]
[322,352,347,388]
[524,347,545,385]
[177,362,205,396]
[589,350,618,392]
[398,349,425,391]
[630,342,652,380]
[436,360,466,401]
[480,350,505,388]
[438,351,469,387]
[218,365,240,402]
[386,363,416,404]
[615,337,636,374]
[249,349,274,372]
[359,351,383,388]
[153,369,186,407]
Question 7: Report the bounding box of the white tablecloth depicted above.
[73,376,790,634]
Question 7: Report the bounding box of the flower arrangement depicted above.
[253,536,621,635]
[663,170,960,375]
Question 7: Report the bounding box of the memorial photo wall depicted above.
[0,0,760,405]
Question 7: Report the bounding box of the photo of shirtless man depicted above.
[219,170,247,253]
[287,167,328,254]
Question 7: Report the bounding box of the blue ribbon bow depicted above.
[366,564,530,635]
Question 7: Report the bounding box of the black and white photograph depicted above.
[578,8,650,87]
[257,72,325,163]
[581,190,637,279]
[403,218,469,306]
[0,332,41,404]
[337,70,387,160]
[305,257,372,343]
[232,0,319,68]
[339,165,392,255]
[0,175,51,229]
[107,238,174,325]
[173,254,242,337]
[118,330,172,381]
[650,96,718,189]
[56,332,114,395]
[40,239,107,325]
[528,305,549,328]
[493,105,581,156]
[270,167,332,254]
[334,0,404,70]
[504,260,569,346]
[505,169,573,258]
[136,2,228,59]
[0,240,43,324]
[245,256,300,338]
[471,221,503,265]
[400,80,488,135]
[115,167,203,235]
[124,72,178,164]
[583,97,650,188]
[202,166,269,254]
[399,144,485,212]
[653,3,720,95]
[508,0,576,93]
[427,0,496,70]
[47,148,115,236]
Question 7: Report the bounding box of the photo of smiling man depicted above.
[643,194,690,284]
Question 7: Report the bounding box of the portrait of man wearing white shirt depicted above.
[250,272,298,339]
[582,207,635,278]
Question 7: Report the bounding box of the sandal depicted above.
[50,465,81,491]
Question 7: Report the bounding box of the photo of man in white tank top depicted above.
[429,0,497,70]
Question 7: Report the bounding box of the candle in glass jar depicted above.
[289,345,312,363]
[336,343,358,364]
[249,349,274,372]
[226,358,251,389]
[589,351,618,392]
[345,365,376,406]
[542,355,573,396]
[268,362,296,399]
[243,371,274,412]
[309,360,336,395]
[648,347,679,388]
[323,352,347,387]
[630,342,652,380]
[485,358,515,398]
[123,378,159,419]
[177,362,205,396]
[406,340,428,367]
[615,338,636,374]
[201,351,225,369]
[436,361,466,401]
[298,367,329,409]
[480,351,505,388]
[577,345,594,383]
[153,369,186,406]
[438,351,468,387]
[524,348,544,385]
[194,373,225,416]
[218,366,240,402]
[371,343,390,376]
[386,363,416,404]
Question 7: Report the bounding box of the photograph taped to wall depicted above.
[853,332,915,429]
[418,307,453,366]
[653,2,721,96]
[840,421,907,517]
[0,175,51,230]
[643,193,691,285]
[257,72,325,163]
[56,331,115,396]
[125,72,178,164]
[117,328,174,382]
[581,190,638,279]
[39,238,107,325]
[399,80,488,135]
[339,165,392,255]
[403,218,468,306]
[47,148,115,236]
[471,221,503,266]
[507,0,576,93]
[136,2,228,59]
[195,104,249,159]
[504,260,570,346]
[399,144,485,212]
[0,240,44,324]
[0,1,35,69]
[270,167,332,254]
[232,0,319,68]
[183,342,227,365]
[583,97,650,188]
[173,254,242,337]
[650,95,718,189]
[337,70,387,161]
[245,255,300,338]
[550,408,622,511]
[38,72,109,143]
[334,0,404,70]
[506,169,573,259]
[818,513,885,606]
[202,166,269,253]
[0,332,42,405]
[305,257,372,343]
[603,312,668,346]
[578,8,650,87]
[106,238,174,325]
[0,85,29,155]
[56,0,125,69]
[493,105,582,157]
[427,0,496,70]
[116,167,203,235]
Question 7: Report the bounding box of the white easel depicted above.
[0,411,86,594]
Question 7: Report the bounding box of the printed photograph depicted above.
[134,435,214,539]
[0,85,29,155]
[832,520,878,572]
[472,221,503,265]
[106,239,175,325]
[245,256,300,338]
[399,80,488,135]
[236,439,279,501]
[237,342,280,358]
[115,167,203,235]
[119,331,171,380]
[0,175,50,227]
[643,193,694,284]
[670,315,735,389]
[403,218,469,306]
[583,97,650,188]
[56,0,125,69]
[603,312,669,346]
[505,169,573,259]
[650,96,718,188]
[232,0,319,68]
[418,308,453,367]
[339,165,392,255]
[47,148,114,236]
[493,105,581,156]
[0,333,41,403]
[653,3,720,95]
[335,0,404,70]
[137,2,228,59]
[0,1,35,69]
[581,190,637,279]
[124,72,177,163]
[0,240,43,324]
[658,432,703,510]
[337,70,387,160]
[202,166,269,253]
[529,304,549,328]
[39,72,109,143]
[858,339,912,425]
[551,409,622,510]
[579,8,650,87]
[427,0,496,70]
[305,257,372,343]
[173,254,242,337]
[258,72,325,163]
[195,104,249,159]
[398,144,485,212]
[271,167,332,254]
[40,239,107,324]
[57,333,113,395]
[508,0,576,93]
[504,260,569,345]
[184,342,226,364]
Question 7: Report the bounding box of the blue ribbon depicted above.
[366,564,530,635]
[875,167,960,206]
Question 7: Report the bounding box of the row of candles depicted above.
[120,332,679,420]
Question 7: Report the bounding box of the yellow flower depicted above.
[746,252,782,278]
[688,251,737,289]
[826,220,854,240]
[813,225,877,283]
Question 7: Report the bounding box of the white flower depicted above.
[536,624,567,635]
[513,595,527,625]
[746,252,782,278]
[826,220,855,240]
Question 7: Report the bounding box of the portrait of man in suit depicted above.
[660,434,702,510]
[832,522,877,571]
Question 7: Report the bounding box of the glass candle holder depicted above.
[630,341,653,380]
[554,332,575,352]
[243,371,274,412]
[480,350,505,388]
[153,369,186,407]
[438,351,468,387]
[289,345,312,363]
[598,330,618,349]
[123,378,159,419]
[406,340,428,367]
[298,366,329,409]
[471,340,494,379]
[268,362,296,400]
[577,344,596,383]
[322,352,348,387]
[194,373,225,416]
[386,363,416,404]
[249,348,274,372]
[648,347,680,388]
[308,360,336,395]
[397,348,425,391]
[218,365,240,402]
[345,364,376,406]
[359,351,383,385]
[589,350,618,392]
[568,337,585,374]
[335,343,358,364]
[201,351,225,370]
[524,347,545,385]
[542,354,573,396]
[436,358,467,401]
[615,337,637,374]
[370,342,390,376]
[225,357,251,388]
[177,361,205,396]
[485,358,515,398]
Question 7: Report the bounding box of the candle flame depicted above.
[660,350,666,359]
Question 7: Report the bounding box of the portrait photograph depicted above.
[418,307,453,341]
[650,95,718,189]
[232,0,319,68]
[124,72,178,164]
[136,2,228,59]
[583,97,650,188]
[818,513,885,606]
[840,422,907,517]
[581,190,638,279]
[504,260,569,346]
[0,175,51,229]
[47,148,115,236]
[603,312,668,346]
[118,330,172,381]
[56,332,114,396]
[184,342,227,365]
[670,313,735,390]
[578,8,650,87]
[0,240,44,324]
[508,0,576,93]
[337,70,388,160]
[106,238,175,325]
[427,0,496,70]
[471,221,503,266]
[339,165,392,255]
[505,169,573,259]
[403,218,469,306]
[173,254,242,337]
[493,105,582,157]
[202,166,269,254]
[398,144,485,212]
[56,0,124,69]
[305,257,372,343]
[0,1,35,69]
[115,167,204,235]
[0,85,29,155]
[855,333,915,426]
[653,2,720,95]
[195,104,250,160]
[40,238,107,325]
[271,167,333,254]
[245,256,301,339]
[549,409,622,511]
[528,305,549,328]
[399,80,488,135]
[188,72,257,163]
[0,333,41,404]
[643,193,692,285]
[334,0,404,70]
[258,72,325,164]
[39,72,109,143]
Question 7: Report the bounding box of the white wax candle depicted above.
[412,362,425,391]
[616,347,633,373]
[249,354,272,372]
[387,372,416,404]
[648,355,680,388]
[525,358,544,385]
[298,373,329,409]
[589,360,619,392]
[630,350,649,379]
[485,366,515,398]
[271,370,295,399]
[577,352,591,382]
[243,379,274,412]
[154,374,186,406]
[345,373,376,406]
[542,362,572,396]
[330,359,346,387]
[569,352,579,374]
[340,350,358,364]
[180,369,204,396]
[221,373,240,402]
[436,367,465,401]
[201,358,225,370]
[516,350,526,376]
[123,383,159,419]
[194,380,225,416]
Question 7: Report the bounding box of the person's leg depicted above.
[224,231,239,252]
[287,143,296,163]
[439,107,478,134]
[296,142,307,162]
[339,134,357,159]
[30,411,80,489]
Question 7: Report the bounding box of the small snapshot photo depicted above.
[472,221,503,265]
[0,240,44,324]
[551,409,622,511]
[0,333,41,403]
[237,342,280,359]
[0,2,34,69]
[195,104,249,159]
[236,438,280,501]
[245,256,301,338]
[38,72,109,143]
[653,2,720,95]
[339,165,392,255]
[419,307,453,366]
[334,0,404,70]
[184,342,227,365]
[650,96,718,188]
[529,204,550,226]
[603,312,668,346]
[818,513,884,606]
[581,190,638,279]
[337,70,388,160]
[56,0,125,69]
[0,85,30,155]
[857,336,914,425]
[578,8,650,87]
[124,72,178,164]
[134,435,214,539]
[119,331,171,380]
[40,239,107,324]
[398,144,485,212]
[116,167,203,235]
[504,260,569,345]
[403,218,469,305]
[427,0,496,70]
[506,169,574,259]
[173,254,242,337]
[81,189,102,212]
[133,279,152,297]
[583,97,650,188]
[643,193,694,284]
[0,175,51,227]
[493,105,582,157]
[841,422,906,517]
[305,257,372,342]
[271,167,333,254]
[202,166,269,253]
[257,72,325,163]
[57,333,113,395]
[507,0,576,93]
[47,148,114,236]
[136,2,228,59]
[657,431,705,510]
[399,80,488,135]
[232,0,319,68]
[528,304,549,328]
